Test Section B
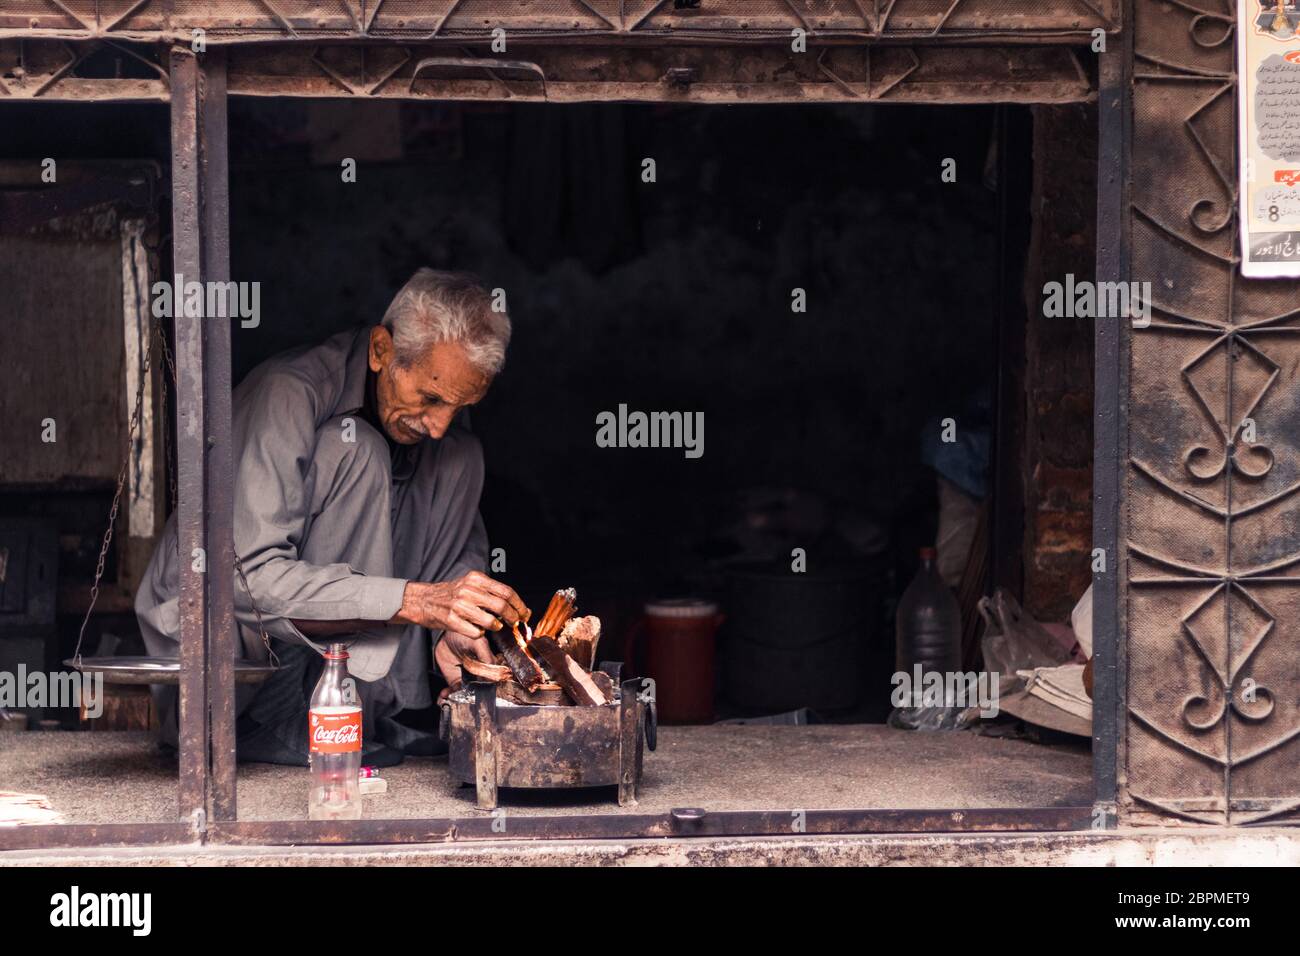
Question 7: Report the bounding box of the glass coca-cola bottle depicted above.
[308,643,362,820]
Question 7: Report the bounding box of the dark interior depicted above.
[232,99,1011,720]
[3,97,1023,724]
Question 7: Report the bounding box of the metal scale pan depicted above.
[65,656,277,685]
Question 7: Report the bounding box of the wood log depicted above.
[529,636,612,706]
[589,670,614,703]
[535,587,577,638]
[497,680,569,707]
[488,627,548,692]
[458,656,512,684]
[558,616,601,670]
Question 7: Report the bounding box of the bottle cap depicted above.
[919,546,938,561]
[324,643,350,661]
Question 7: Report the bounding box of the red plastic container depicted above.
[625,599,724,725]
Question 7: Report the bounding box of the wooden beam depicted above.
[529,636,611,706]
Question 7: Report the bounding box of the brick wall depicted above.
[1021,104,1097,622]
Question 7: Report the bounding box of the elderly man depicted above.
[135,269,526,766]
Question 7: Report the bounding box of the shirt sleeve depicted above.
[231,370,408,642]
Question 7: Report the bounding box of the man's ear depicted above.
[369,325,394,373]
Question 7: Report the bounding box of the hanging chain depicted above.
[75,228,277,669]
[73,231,152,666]
[234,553,278,667]
[143,228,177,511]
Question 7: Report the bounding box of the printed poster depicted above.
[1239,0,1300,276]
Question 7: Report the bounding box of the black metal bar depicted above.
[0,824,196,852]
[0,806,1097,851]
[206,807,1095,846]
[1091,18,1131,823]
[198,48,237,825]
[169,44,210,830]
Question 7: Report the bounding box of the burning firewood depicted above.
[465,587,611,707]
[458,656,512,684]
[534,588,578,638]
[488,625,548,692]
[558,616,601,670]
[529,636,612,706]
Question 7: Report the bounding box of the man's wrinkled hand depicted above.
[393,572,529,686]
[393,571,527,636]
[433,632,485,690]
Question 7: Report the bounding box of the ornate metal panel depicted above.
[1124,0,1300,825]
[0,0,1117,44]
[16,0,1300,841]
[0,37,1095,101]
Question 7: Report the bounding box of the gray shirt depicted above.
[135,326,488,686]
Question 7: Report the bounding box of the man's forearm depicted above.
[289,582,441,636]
[293,578,521,645]
[238,554,409,644]
[287,581,420,635]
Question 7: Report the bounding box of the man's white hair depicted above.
[381,268,511,376]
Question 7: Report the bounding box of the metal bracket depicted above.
[409,55,547,100]
[1090,801,1119,831]
[665,66,697,89]
[471,680,499,811]
[638,677,657,752]
[617,678,641,806]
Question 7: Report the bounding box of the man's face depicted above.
[368,326,492,445]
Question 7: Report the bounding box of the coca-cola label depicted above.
[309,708,362,754]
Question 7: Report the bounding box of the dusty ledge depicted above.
[3,828,1297,867]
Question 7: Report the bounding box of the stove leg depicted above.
[472,681,498,810]
[617,679,639,807]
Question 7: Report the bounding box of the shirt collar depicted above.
[338,326,373,417]
[341,325,423,482]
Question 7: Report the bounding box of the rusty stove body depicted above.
[440,663,657,810]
